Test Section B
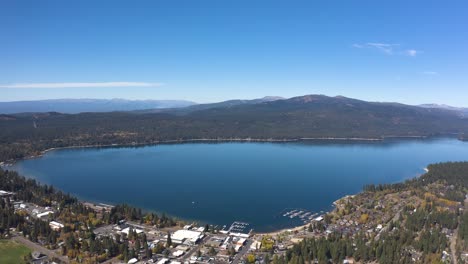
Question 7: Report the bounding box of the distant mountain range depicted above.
[1,97,467,117]
[419,104,468,117]
[0,98,196,114]
[136,96,285,114]
[1,94,468,163]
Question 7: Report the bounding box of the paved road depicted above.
[12,235,69,263]
[181,234,211,261]
[232,239,252,264]
[450,196,468,264]
[450,227,458,264]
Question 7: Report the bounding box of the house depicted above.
[0,190,14,197]
[31,251,48,264]
[234,245,242,252]
[121,227,143,235]
[220,236,231,250]
[236,238,246,246]
[128,258,138,264]
[250,240,261,250]
[49,221,64,231]
[157,258,169,264]
[37,211,54,219]
[173,250,185,257]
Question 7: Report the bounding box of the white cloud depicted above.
[353,43,421,57]
[366,43,399,55]
[0,82,163,89]
[405,49,419,57]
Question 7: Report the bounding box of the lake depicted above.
[8,138,468,232]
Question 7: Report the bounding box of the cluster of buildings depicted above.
[5,192,66,233]
[92,219,255,264]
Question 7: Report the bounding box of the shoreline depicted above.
[2,135,440,165]
[257,167,431,236]
[0,137,440,236]
[0,137,365,164]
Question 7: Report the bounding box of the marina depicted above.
[280,208,320,224]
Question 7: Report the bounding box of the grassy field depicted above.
[0,240,32,264]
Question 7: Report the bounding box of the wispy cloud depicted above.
[353,42,421,57]
[421,71,438,75]
[366,43,400,55]
[0,82,163,89]
[405,49,420,57]
[352,43,364,49]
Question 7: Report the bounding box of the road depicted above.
[450,196,468,264]
[450,227,458,264]
[12,235,69,263]
[374,207,403,241]
[232,239,253,264]
[181,235,211,261]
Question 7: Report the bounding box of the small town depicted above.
[1,161,467,264]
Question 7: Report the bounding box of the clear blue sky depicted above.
[1,0,467,105]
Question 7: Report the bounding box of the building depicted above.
[37,211,54,219]
[236,237,246,246]
[157,258,169,264]
[250,240,261,250]
[230,232,250,238]
[220,237,231,250]
[205,237,223,248]
[234,245,242,252]
[0,190,14,197]
[121,227,143,235]
[128,258,138,264]
[49,221,64,231]
[171,230,204,245]
[173,250,185,257]
[31,251,48,264]
[314,216,324,222]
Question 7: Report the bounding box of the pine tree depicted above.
[166,232,172,248]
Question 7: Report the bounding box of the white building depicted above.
[0,190,14,197]
[37,211,53,219]
[234,245,242,252]
[173,250,185,257]
[171,230,203,245]
[49,221,64,231]
[121,227,143,235]
[236,238,246,246]
[229,232,250,238]
[157,258,169,264]
[250,240,261,250]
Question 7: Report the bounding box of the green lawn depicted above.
[0,240,32,264]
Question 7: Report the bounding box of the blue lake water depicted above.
[9,138,468,232]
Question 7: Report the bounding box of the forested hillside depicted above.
[273,162,468,264]
[1,95,468,162]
